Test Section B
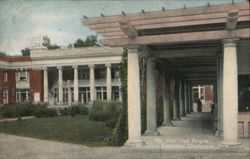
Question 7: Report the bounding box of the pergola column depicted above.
[184,82,188,114]
[57,66,63,104]
[125,47,144,146]
[73,65,79,103]
[222,38,239,145]
[106,63,112,101]
[216,58,223,136]
[89,64,95,103]
[43,67,48,102]
[163,70,173,126]
[172,78,179,120]
[189,84,193,112]
[179,80,184,117]
[145,58,159,136]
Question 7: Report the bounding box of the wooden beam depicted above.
[154,48,220,58]
[82,3,248,25]
[119,21,138,38]
[226,11,239,30]
[101,28,249,47]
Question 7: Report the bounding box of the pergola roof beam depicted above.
[226,11,239,30]
[119,21,138,38]
[101,28,249,47]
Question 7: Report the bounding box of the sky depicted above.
[0,0,246,55]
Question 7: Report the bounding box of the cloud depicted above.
[31,13,70,24]
[0,26,76,55]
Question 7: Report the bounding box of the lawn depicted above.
[0,115,112,147]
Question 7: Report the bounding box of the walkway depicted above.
[142,112,249,151]
[0,112,249,159]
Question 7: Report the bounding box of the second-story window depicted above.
[18,71,29,81]
[4,72,8,82]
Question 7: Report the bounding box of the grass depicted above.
[0,115,112,147]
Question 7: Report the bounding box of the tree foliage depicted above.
[42,35,60,50]
[21,47,30,56]
[73,35,100,48]
[0,51,7,57]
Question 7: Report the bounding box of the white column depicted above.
[57,66,63,104]
[43,67,48,102]
[119,85,122,102]
[163,70,173,126]
[106,63,112,101]
[89,64,95,103]
[222,38,239,145]
[216,58,223,136]
[198,85,201,99]
[125,47,144,146]
[145,58,159,136]
[189,84,193,112]
[67,80,72,106]
[179,80,184,117]
[172,79,179,120]
[73,65,79,104]
[184,82,188,114]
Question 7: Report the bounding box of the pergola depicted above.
[82,2,250,147]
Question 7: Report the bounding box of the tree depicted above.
[21,48,30,56]
[0,51,7,57]
[73,35,100,48]
[42,35,60,50]
[42,35,51,47]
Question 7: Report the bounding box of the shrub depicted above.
[58,107,70,116]
[58,104,88,116]
[89,101,122,126]
[0,103,34,118]
[33,103,57,118]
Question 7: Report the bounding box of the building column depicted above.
[125,47,144,146]
[198,85,201,99]
[67,80,72,106]
[184,81,189,114]
[106,63,112,101]
[119,85,122,102]
[189,84,193,112]
[222,38,239,145]
[179,80,184,117]
[186,83,191,114]
[163,70,173,126]
[216,58,223,136]
[43,67,48,102]
[89,64,95,103]
[172,78,179,120]
[145,58,159,136]
[57,66,63,104]
[73,65,79,104]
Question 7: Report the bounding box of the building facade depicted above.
[0,47,123,106]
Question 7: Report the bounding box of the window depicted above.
[63,87,74,103]
[96,86,107,101]
[17,71,29,81]
[16,89,30,103]
[79,70,89,80]
[3,89,8,104]
[112,86,120,101]
[79,87,90,104]
[4,72,8,82]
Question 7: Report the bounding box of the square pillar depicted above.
[125,47,144,147]
[172,78,179,120]
[222,38,240,145]
[145,57,159,136]
[106,63,112,101]
[73,65,79,104]
[57,66,63,105]
[43,67,48,103]
[89,64,95,103]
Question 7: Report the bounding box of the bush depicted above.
[33,103,57,118]
[58,104,88,116]
[89,101,122,128]
[0,103,34,118]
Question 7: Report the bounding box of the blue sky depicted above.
[0,0,246,55]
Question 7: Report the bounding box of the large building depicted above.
[0,47,123,106]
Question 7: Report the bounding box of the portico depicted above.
[82,1,250,147]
